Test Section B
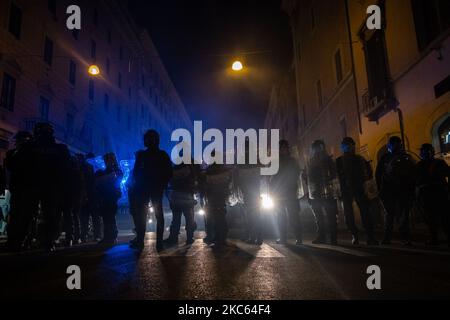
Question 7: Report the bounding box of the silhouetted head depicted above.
[279,140,290,157]
[85,152,95,160]
[420,143,435,161]
[103,153,118,170]
[75,153,86,162]
[387,136,403,154]
[13,131,32,147]
[144,130,160,149]
[311,140,326,156]
[33,122,55,140]
[341,137,356,154]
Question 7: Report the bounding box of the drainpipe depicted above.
[395,107,407,150]
[344,0,363,135]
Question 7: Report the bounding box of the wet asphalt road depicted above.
[1,232,450,300]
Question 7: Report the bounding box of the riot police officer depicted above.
[62,155,85,246]
[336,137,378,245]
[165,155,199,246]
[28,123,71,252]
[415,143,450,246]
[376,136,416,246]
[95,153,123,245]
[79,153,101,242]
[235,140,262,245]
[4,131,34,251]
[129,130,173,251]
[270,140,303,245]
[201,154,231,248]
[307,140,338,245]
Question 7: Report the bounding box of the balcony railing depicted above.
[361,89,398,122]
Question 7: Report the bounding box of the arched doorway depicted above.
[438,116,450,154]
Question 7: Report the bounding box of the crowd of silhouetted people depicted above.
[0,122,449,254]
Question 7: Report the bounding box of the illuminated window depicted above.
[438,116,450,153]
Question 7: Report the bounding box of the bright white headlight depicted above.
[198,209,206,216]
[261,194,274,210]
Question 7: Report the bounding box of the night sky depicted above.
[126,0,293,131]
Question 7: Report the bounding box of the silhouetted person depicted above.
[415,143,450,246]
[235,140,262,245]
[336,137,378,246]
[129,130,172,251]
[95,153,123,245]
[165,155,199,246]
[79,153,101,242]
[4,131,34,251]
[62,155,85,246]
[270,140,302,245]
[28,123,71,252]
[201,153,231,247]
[307,140,338,245]
[376,136,416,246]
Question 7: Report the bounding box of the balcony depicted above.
[362,89,399,122]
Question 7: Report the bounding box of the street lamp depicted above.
[88,64,101,76]
[232,60,243,72]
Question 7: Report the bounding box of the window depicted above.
[69,60,77,86]
[142,75,145,87]
[334,49,343,84]
[141,104,145,118]
[438,116,450,153]
[119,46,124,60]
[127,114,131,131]
[106,58,110,74]
[93,8,99,27]
[104,94,109,112]
[8,3,22,39]
[66,114,74,137]
[435,75,450,98]
[316,80,323,109]
[412,0,450,51]
[44,36,54,66]
[48,0,56,18]
[129,87,132,99]
[363,30,390,101]
[107,29,112,44]
[118,73,122,88]
[39,97,50,120]
[91,40,96,59]
[0,73,16,111]
[89,80,94,101]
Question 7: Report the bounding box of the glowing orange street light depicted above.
[232,60,243,72]
[88,64,101,76]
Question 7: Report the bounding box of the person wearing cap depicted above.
[375,136,416,246]
[128,130,173,251]
[336,137,378,246]
[4,131,34,251]
[415,143,450,246]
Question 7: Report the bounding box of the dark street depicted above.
[1,231,450,300]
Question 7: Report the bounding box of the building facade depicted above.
[0,0,191,163]
[278,0,450,168]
